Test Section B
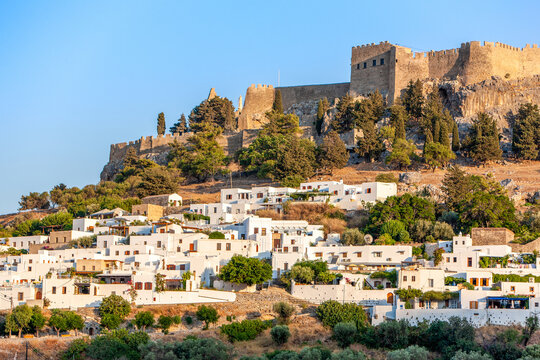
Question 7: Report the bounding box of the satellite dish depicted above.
[364,234,373,244]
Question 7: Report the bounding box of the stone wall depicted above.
[277,83,350,111]
[471,228,515,246]
[237,84,275,130]
[350,41,540,102]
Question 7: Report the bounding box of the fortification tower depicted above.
[237,84,275,130]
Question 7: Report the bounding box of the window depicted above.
[372,59,376,66]
[428,279,434,287]
[283,247,288,253]
[342,252,348,258]
[214,207,217,213]
[18,292,23,301]
[144,282,152,290]
[470,301,478,309]
[531,287,535,292]
[52,287,56,294]
[28,266,32,271]
[29,259,32,264]
[62,287,67,294]
[403,276,407,281]
[180,264,186,270]
[467,257,472,267]
[157,241,162,248]
[315,252,323,258]
[357,252,362,257]
[261,228,267,236]
[226,194,232,200]
[363,62,367,69]
[257,193,263,198]
[453,257,457,263]
[365,188,372,194]
[482,278,489,286]
[92,266,96,271]
[254,227,259,234]
[226,243,231,251]
[167,265,175,270]
[293,246,298,252]
[511,286,515,292]
[82,265,86,271]
[115,251,119,256]
[411,276,416,282]
[356,64,360,70]
[374,252,382,258]
[284,263,288,270]
[135,282,142,290]
[380,58,384,65]
[125,251,130,255]
[217,243,222,250]
[134,250,139,255]
[471,278,478,286]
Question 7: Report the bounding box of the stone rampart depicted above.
[277,82,350,111]
[237,84,275,130]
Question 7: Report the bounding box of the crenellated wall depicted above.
[237,84,275,130]
[350,41,540,102]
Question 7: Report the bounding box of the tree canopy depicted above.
[189,96,236,131]
[219,255,272,285]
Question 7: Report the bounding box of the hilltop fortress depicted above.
[101,41,540,180]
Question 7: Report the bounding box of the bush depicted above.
[331,349,367,360]
[450,351,491,360]
[173,315,182,324]
[99,295,131,320]
[273,302,296,324]
[290,265,314,284]
[208,231,225,239]
[219,255,272,286]
[86,329,149,360]
[158,315,174,333]
[316,300,367,329]
[134,311,154,330]
[220,319,272,342]
[184,316,193,325]
[375,173,398,183]
[101,313,122,330]
[387,345,429,360]
[333,322,357,348]
[62,338,89,360]
[196,305,219,330]
[520,344,540,360]
[270,325,291,345]
[140,337,232,360]
[360,319,410,350]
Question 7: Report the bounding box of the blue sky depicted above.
[0,0,538,214]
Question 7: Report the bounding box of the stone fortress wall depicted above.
[237,84,275,130]
[350,41,540,101]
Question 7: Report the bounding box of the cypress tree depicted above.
[433,119,440,143]
[452,122,460,151]
[513,103,540,160]
[469,112,502,163]
[423,131,433,156]
[439,121,450,148]
[170,113,188,134]
[273,90,283,114]
[157,112,166,135]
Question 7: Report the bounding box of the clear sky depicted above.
[0,0,538,214]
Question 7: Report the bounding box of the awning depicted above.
[487,297,529,301]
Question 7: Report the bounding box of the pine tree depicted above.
[441,165,472,211]
[157,112,166,135]
[433,119,440,143]
[469,112,502,164]
[401,80,424,119]
[452,121,460,151]
[170,114,188,134]
[318,131,349,175]
[513,103,540,160]
[356,120,384,162]
[439,121,450,148]
[333,93,356,132]
[273,89,283,114]
[389,104,407,140]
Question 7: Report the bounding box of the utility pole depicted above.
[25,341,28,360]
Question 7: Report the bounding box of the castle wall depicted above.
[277,82,350,110]
[351,41,540,102]
[237,84,275,130]
[350,41,395,98]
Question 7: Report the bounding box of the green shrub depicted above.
[270,325,291,345]
[134,311,154,330]
[520,344,540,360]
[220,319,272,342]
[375,173,398,183]
[333,322,357,348]
[273,302,296,324]
[184,316,193,325]
[196,305,219,330]
[100,313,122,330]
[387,345,429,360]
[172,315,182,325]
[86,329,149,360]
[140,337,232,360]
[62,338,89,360]
[158,315,174,333]
[450,351,492,360]
[316,300,367,329]
[208,231,225,239]
[331,348,367,360]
